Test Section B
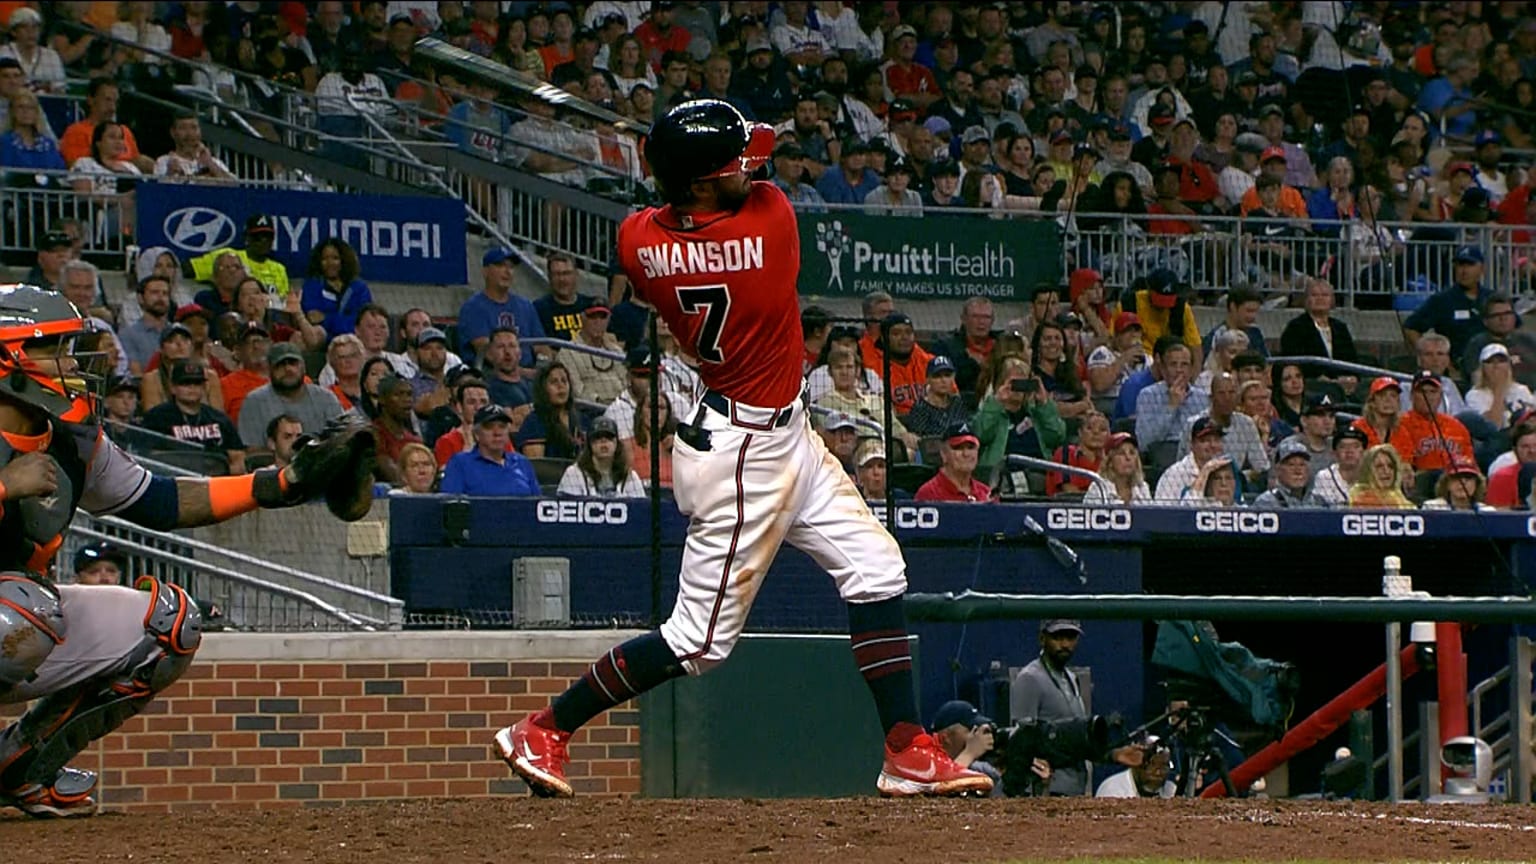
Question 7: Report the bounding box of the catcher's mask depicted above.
[0,283,104,423]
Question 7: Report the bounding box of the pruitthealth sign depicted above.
[799,214,1060,301]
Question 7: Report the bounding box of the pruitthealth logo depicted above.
[814,220,852,291]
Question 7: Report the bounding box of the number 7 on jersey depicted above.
[676,284,731,364]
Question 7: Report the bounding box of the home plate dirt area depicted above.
[4,797,1536,863]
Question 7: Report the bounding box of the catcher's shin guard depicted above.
[0,579,201,795]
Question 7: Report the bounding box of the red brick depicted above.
[259,766,302,783]
[215,663,259,678]
[188,679,235,698]
[146,784,191,802]
[322,713,364,731]
[234,784,278,801]
[426,729,469,746]
[446,679,486,695]
[304,732,345,748]
[236,680,279,698]
[386,729,429,746]
[429,662,469,678]
[125,733,172,751]
[549,662,587,678]
[406,713,442,729]
[103,751,144,768]
[405,678,447,695]
[259,663,303,679]
[302,698,344,714]
[364,781,406,798]
[467,695,508,712]
[344,764,389,782]
[468,761,504,778]
[189,784,235,801]
[528,677,565,694]
[363,712,406,730]
[190,714,234,733]
[404,780,446,797]
[237,748,278,766]
[346,696,387,713]
[321,782,364,799]
[427,762,468,779]
[170,767,215,784]
[276,679,321,697]
[215,732,258,749]
[511,694,550,711]
[608,776,642,795]
[175,698,215,715]
[278,749,322,766]
[362,747,404,764]
[426,695,467,712]
[446,779,485,796]
[389,763,429,780]
[301,663,346,679]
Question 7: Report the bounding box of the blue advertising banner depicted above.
[135,183,467,285]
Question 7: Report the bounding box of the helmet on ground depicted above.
[0,283,94,418]
[645,99,775,204]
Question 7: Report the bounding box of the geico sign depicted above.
[1341,513,1425,537]
[1195,510,1280,534]
[535,500,629,525]
[1046,508,1132,531]
[869,505,940,529]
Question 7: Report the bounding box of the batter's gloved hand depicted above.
[256,415,377,521]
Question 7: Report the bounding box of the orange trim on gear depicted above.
[0,428,51,453]
[0,575,63,643]
[24,535,62,575]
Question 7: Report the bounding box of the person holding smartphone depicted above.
[971,355,1066,484]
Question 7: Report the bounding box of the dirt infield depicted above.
[5,797,1536,863]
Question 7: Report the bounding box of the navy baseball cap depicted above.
[1476,130,1501,147]
[931,700,989,731]
[74,542,128,575]
[1455,245,1485,264]
[473,404,513,426]
[927,355,957,376]
[1041,618,1083,634]
[482,247,516,267]
[1303,393,1335,414]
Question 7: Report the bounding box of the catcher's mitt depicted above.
[287,415,378,521]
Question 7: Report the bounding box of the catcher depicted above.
[0,284,375,817]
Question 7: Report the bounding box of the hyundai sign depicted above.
[137,184,467,285]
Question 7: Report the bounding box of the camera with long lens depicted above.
[990,715,1114,797]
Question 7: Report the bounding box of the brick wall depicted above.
[2,632,646,812]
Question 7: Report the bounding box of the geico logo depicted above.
[869,506,941,528]
[1341,513,1426,537]
[535,500,629,524]
[1045,508,1132,531]
[1194,510,1280,534]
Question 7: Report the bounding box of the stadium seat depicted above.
[888,463,935,495]
[147,449,231,476]
[529,457,574,487]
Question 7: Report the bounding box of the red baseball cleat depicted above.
[494,715,574,798]
[877,732,994,797]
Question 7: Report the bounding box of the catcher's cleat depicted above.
[876,732,994,798]
[4,767,97,818]
[494,716,574,798]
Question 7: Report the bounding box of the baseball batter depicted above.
[495,100,990,798]
[0,284,377,817]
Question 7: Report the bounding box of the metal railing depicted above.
[65,512,403,631]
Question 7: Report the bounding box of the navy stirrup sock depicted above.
[848,596,923,750]
[545,630,685,733]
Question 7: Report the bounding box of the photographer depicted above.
[929,700,1051,798]
[1010,619,1141,796]
[1095,737,1176,799]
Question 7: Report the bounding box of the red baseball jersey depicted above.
[618,182,804,408]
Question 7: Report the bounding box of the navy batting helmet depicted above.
[645,99,775,204]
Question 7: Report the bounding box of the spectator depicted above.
[915,423,992,502]
[1348,443,1414,509]
[625,388,675,489]
[1082,432,1152,505]
[306,0,355,72]
[1096,739,1175,799]
[870,313,933,416]
[557,416,645,498]
[1306,157,1358,231]
[1178,373,1270,488]
[1349,376,1403,446]
[817,410,860,473]
[300,238,372,339]
[904,356,971,438]
[396,441,439,494]
[814,345,917,453]
[1313,426,1369,507]
[1218,133,1266,206]
[635,3,691,70]
[505,94,598,185]
[800,306,833,376]
[1046,411,1110,497]
[21,232,67,295]
[153,111,234,182]
[1010,619,1092,796]
[863,158,922,214]
[815,139,880,204]
[71,542,127,586]
[1087,313,1147,409]
[238,343,346,448]
[1203,286,1267,360]
[69,121,141,239]
[1462,294,1536,389]
[1423,459,1494,512]
[233,276,322,351]
[1472,131,1510,204]
[433,377,499,466]
[1252,439,1326,508]
[371,373,423,484]
[732,36,796,122]
[533,253,595,343]
[1128,270,1201,366]
[1279,279,1359,379]
[458,248,545,368]
[323,334,366,410]
[1395,370,1475,474]
[0,90,66,180]
[552,305,625,405]
[0,8,65,92]
[1277,394,1338,479]
[1239,146,1308,218]
[1156,417,1227,504]
[771,142,825,205]
[440,405,540,495]
[444,79,510,162]
[190,214,289,299]
[1403,334,1467,416]
[140,361,245,473]
[59,78,151,171]
[117,274,170,374]
[1417,54,1479,141]
[1136,340,1206,460]
[518,361,586,459]
[974,355,1067,475]
[140,323,218,412]
[407,326,453,415]
[100,375,146,449]
[926,297,996,403]
[371,13,418,86]
[1485,423,1536,508]
[810,323,882,402]
[1404,246,1492,370]
[1064,269,1111,350]
[483,328,535,410]
[1033,318,1091,420]
[926,699,1005,798]
[219,322,271,424]
[882,25,940,111]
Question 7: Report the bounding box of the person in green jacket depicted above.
[972,354,1067,483]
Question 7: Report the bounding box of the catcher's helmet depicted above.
[0,283,94,420]
[645,99,775,204]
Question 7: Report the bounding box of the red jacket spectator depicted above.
[915,470,993,502]
[635,15,691,71]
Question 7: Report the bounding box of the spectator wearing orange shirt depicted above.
[1395,370,1474,473]
[1239,147,1308,218]
[915,423,993,502]
[625,388,675,489]
[59,78,152,172]
[219,322,271,425]
[857,290,894,371]
[870,312,934,416]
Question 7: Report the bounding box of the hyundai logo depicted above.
[163,207,238,253]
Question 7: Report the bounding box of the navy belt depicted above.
[701,390,796,430]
